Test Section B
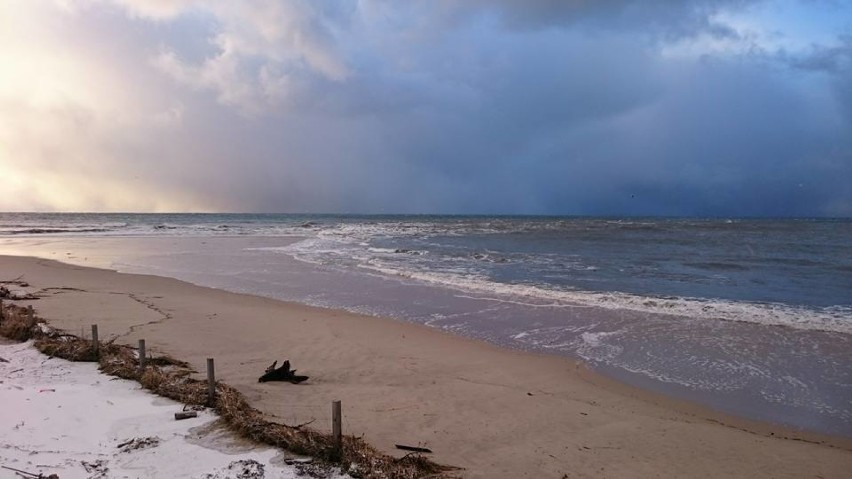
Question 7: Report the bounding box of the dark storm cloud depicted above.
[775,34,851,73]
[6,1,849,215]
[415,0,756,39]
[171,0,850,216]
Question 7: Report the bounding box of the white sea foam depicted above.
[357,261,852,334]
[580,330,623,348]
[275,233,852,335]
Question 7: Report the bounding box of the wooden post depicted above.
[27,305,34,322]
[91,325,99,357]
[0,298,4,321]
[206,358,216,405]
[332,400,342,458]
[138,339,146,373]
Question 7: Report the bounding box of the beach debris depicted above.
[81,459,108,478]
[202,459,266,479]
[1,310,453,478]
[395,444,433,454]
[0,356,8,362]
[0,285,38,300]
[175,411,198,420]
[258,360,309,383]
[117,436,161,453]
[294,461,335,478]
[284,418,316,430]
[0,275,30,287]
[284,457,313,465]
[1,465,59,479]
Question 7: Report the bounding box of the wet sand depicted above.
[2,254,851,478]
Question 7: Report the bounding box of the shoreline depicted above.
[2,234,850,437]
[2,254,851,478]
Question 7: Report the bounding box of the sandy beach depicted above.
[2,254,851,478]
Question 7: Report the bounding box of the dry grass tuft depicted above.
[0,302,457,478]
[35,336,98,361]
[0,304,42,341]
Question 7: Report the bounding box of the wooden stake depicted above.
[206,358,216,405]
[0,298,4,321]
[138,339,146,373]
[27,305,33,322]
[91,325,99,357]
[332,400,342,457]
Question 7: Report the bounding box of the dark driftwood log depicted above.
[395,444,433,453]
[258,360,309,383]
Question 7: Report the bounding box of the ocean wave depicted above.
[367,247,426,255]
[684,261,751,272]
[313,218,589,240]
[352,261,852,335]
[271,231,852,335]
[5,228,113,235]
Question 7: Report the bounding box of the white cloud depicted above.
[105,0,196,20]
[153,43,265,113]
[114,0,351,113]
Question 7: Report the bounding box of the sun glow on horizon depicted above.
[0,1,215,212]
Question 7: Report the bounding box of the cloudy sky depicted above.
[1,0,850,215]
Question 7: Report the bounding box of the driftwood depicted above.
[258,360,309,384]
[1,465,59,479]
[395,444,433,453]
[0,275,29,287]
[174,411,198,420]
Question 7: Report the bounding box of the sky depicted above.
[1,0,850,216]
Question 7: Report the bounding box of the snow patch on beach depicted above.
[0,341,342,479]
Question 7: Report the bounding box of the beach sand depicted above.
[2,254,851,478]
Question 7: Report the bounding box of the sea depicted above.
[0,213,850,436]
